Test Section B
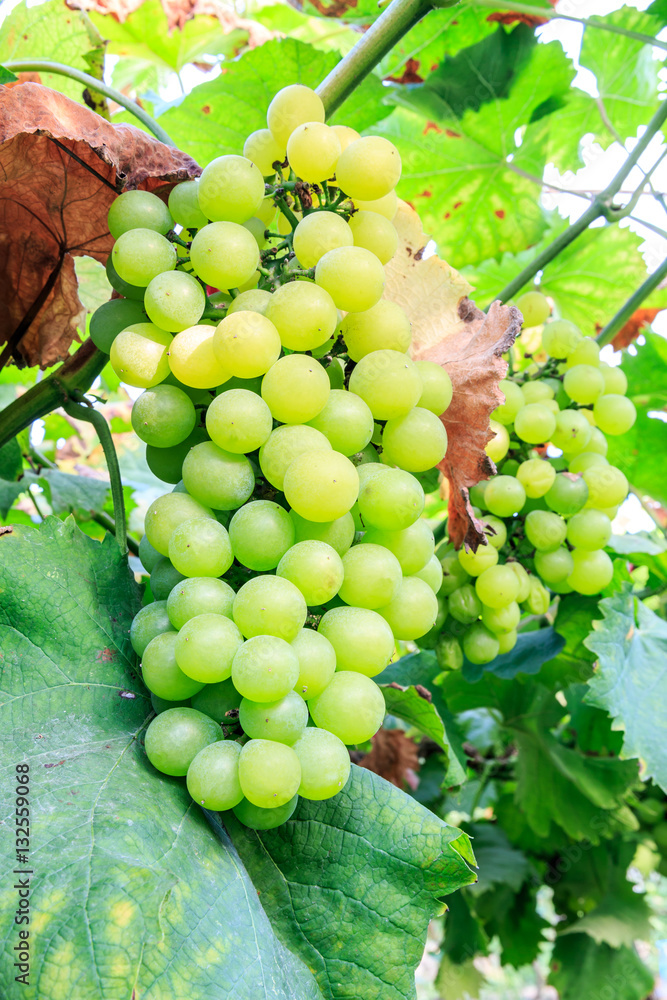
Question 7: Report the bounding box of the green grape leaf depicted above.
[382,683,450,749]
[0,65,17,84]
[608,532,667,556]
[159,38,391,166]
[548,934,654,1000]
[0,436,22,483]
[466,823,530,894]
[585,588,667,792]
[462,627,565,682]
[474,883,548,968]
[565,686,624,756]
[442,890,488,964]
[0,469,110,520]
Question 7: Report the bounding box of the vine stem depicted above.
[470,0,667,53]
[4,60,175,146]
[596,254,667,346]
[316,0,434,116]
[489,98,667,308]
[63,395,128,557]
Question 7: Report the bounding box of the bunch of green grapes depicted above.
[93,84,454,829]
[427,290,636,669]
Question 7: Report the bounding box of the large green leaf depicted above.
[585,588,667,792]
[474,883,548,968]
[0,469,110,519]
[382,683,450,749]
[548,934,654,1000]
[466,823,529,894]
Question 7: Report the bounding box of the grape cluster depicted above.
[429,290,636,669]
[93,84,452,829]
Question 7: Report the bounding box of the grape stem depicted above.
[63,393,128,557]
[91,510,140,556]
[596,254,667,346]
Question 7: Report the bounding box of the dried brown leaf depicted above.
[358,729,420,789]
[384,204,522,550]
[0,83,199,369]
[609,307,661,351]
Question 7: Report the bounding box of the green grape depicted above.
[143,270,205,333]
[228,289,272,316]
[265,282,338,352]
[516,458,556,499]
[168,180,208,229]
[318,606,394,676]
[167,576,235,629]
[89,299,146,353]
[290,510,355,556]
[413,554,443,593]
[593,394,637,435]
[567,548,614,595]
[108,190,173,240]
[448,584,483,624]
[534,547,574,584]
[582,464,628,508]
[525,509,567,551]
[238,739,301,809]
[541,319,583,358]
[507,561,530,602]
[151,693,191,714]
[335,136,401,201]
[142,632,205,700]
[485,420,510,464]
[516,290,550,327]
[190,222,260,290]
[331,124,360,151]
[283,450,359,522]
[130,601,173,657]
[287,122,341,183]
[110,323,172,388]
[497,630,517,654]
[458,543,499,577]
[544,472,589,515]
[306,389,374,456]
[567,451,609,475]
[484,476,526,517]
[232,635,300,702]
[145,707,220,776]
[378,576,438,639]
[315,246,385,313]
[563,364,605,405]
[474,564,520,609]
[145,426,209,485]
[348,210,398,265]
[191,678,242,723]
[144,491,214,555]
[261,354,330,423]
[341,300,411,362]
[293,210,354,268]
[276,540,344,605]
[167,324,230,389]
[362,520,434,575]
[481,600,520,635]
[566,508,612,550]
[205,389,272,455]
[524,576,551,614]
[187,740,243,810]
[565,337,601,369]
[105,255,146,300]
[150,557,186,600]
[309,671,385,744]
[352,190,398,220]
[260,425,331,490]
[112,228,176,286]
[182,441,254,510]
[514,403,557,445]
[174,613,243,684]
[239,690,308,745]
[480,515,507,550]
[213,310,282,378]
[357,467,424,530]
[197,154,264,223]
[243,128,285,175]
[267,84,325,147]
[439,552,471,594]
[291,628,336,699]
[521,380,554,404]
[233,794,298,829]
[292,727,350,800]
[233,576,307,641]
[337,543,402,609]
[586,426,609,456]
[599,363,628,396]
[382,407,448,472]
[348,349,422,420]
[131,384,196,448]
[414,361,452,415]
[492,379,525,425]
[139,533,162,574]
[229,500,295,571]
[462,622,499,665]
[168,517,233,577]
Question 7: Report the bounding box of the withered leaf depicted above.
[0,82,199,369]
[609,307,661,351]
[358,729,420,789]
[384,204,522,550]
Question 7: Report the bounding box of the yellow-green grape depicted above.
[315,246,385,313]
[481,600,520,635]
[525,509,567,552]
[108,189,174,239]
[377,576,438,640]
[450,588,483,627]
[175,612,244,683]
[439,552,471,594]
[481,514,507,549]
[212,310,281,378]
[348,211,398,265]
[168,517,234,577]
[243,128,286,175]
[261,354,330,423]
[283,450,359,522]
[563,364,606,405]
[485,420,510,464]
[593,394,637,435]
[111,228,177,287]
[475,564,520,608]
[381,407,448,472]
[142,633,205,701]
[308,671,385,744]
[566,548,614,595]
[256,196,277,226]
[567,451,608,474]
[277,540,344,606]
[238,739,301,809]
[587,426,609,456]
[521,380,554,404]
[341,300,411,362]
[144,270,206,332]
[291,628,337,699]
[145,707,220,776]
[228,289,272,316]
[190,222,259,290]
[582,464,628,508]
[168,180,208,229]
[290,510,355,557]
[182,441,254,510]
[167,577,235,630]
[514,403,557,444]
[243,216,267,249]
[507,561,530,602]
[497,630,517,654]
[319,605,395,676]
[516,290,550,327]
[414,361,452,415]
[338,543,402,609]
[206,388,272,454]
[534,547,574,584]
[335,136,401,201]
[484,476,526,517]
[144,491,214,556]
[463,622,499,665]
[233,794,298,829]
[552,409,592,455]
[357,467,424,530]
[197,154,264,223]
[292,728,351,800]
[541,318,583,358]
[566,508,612,550]
[457,543,498,576]
[229,500,295,571]
[307,389,374,456]
[239,690,308,746]
[516,458,556,498]
[353,190,398,220]
[348,349,422,419]
[109,323,172,388]
[565,337,601,368]
[293,212,353,268]
[187,741,243,811]
[599,363,628,395]
[260,424,332,490]
[287,122,341,183]
[168,324,230,389]
[331,124,360,152]
[131,601,172,657]
[493,379,525,425]
[265,282,338,352]
[267,84,325,147]
[524,576,550,614]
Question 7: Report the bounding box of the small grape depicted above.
[243,128,286,175]
[534,547,574,584]
[492,379,525,425]
[292,727,351,800]
[544,472,589,516]
[233,795,298,829]
[238,739,301,809]
[377,576,438,639]
[457,543,498,577]
[362,519,434,575]
[318,606,395,676]
[566,508,612,550]
[565,337,601,369]
[338,543,402,609]
[290,510,355,556]
[382,407,448,472]
[516,458,556,498]
[349,350,422,420]
[150,557,186,600]
[485,420,510,464]
[227,289,273,316]
[497,630,517,654]
[144,270,206,333]
[507,561,530,602]
[206,389,273,454]
[265,282,338,352]
[106,255,145,300]
[439,551,471,594]
[260,424,332,490]
[190,222,260,290]
[582,464,628,508]
[182,441,254,510]
[112,228,177,286]
[109,323,172,388]
[475,564,520,609]
[144,491,214,556]
[348,210,398,265]
[174,613,243,684]
[341,301,412,364]
[352,190,398,220]
[108,190,173,240]
[514,404,557,445]
[90,299,146,354]
[233,576,307,641]
[187,740,243,811]
[276,540,344,606]
[291,628,337,699]
[145,707,221,776]
[567,451,609,475]
[267,84,325,147]
[357,467,424,530]
[484,476,526,517]
[168,180,208,229]
[142,632,205,701]
[292,212,353,268]
[308,671,385,744]
[525,509,567,552]
[213,310,282,379]
[307,389,374,456]
[599,363,628,396]
[197,154,265,224]
[462,623,499,665]
[541,319,582,358]
[130,601,173,657]
[138,533,162,574]
[331,125,360,151]
[167,577,235,630]
[283,450,359,522]
[563,364,606,405]
[167,324,230,389]
[415,361,453,415]
[287,122,341,182]
[315,246,385,313]
[481,515,507,550]
[516,290,550,327]
[567,548,614,595]
[448,583,483,625]
[335,136,401,201]
[168,517,233,578]
[229,501,296,571]
[261,354,330,424]
[413,554,444,593]
[481,601,520,635]
[239,690,308,745]
[521,380,554,404]
[593,394,637,435]
[191,678,242,723]
[131,384,196,448]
